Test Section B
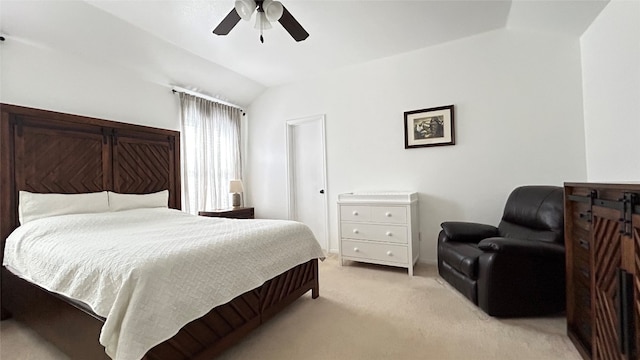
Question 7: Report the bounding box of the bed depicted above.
[0,103,323,359]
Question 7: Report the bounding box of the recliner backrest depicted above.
[498,186,564,244]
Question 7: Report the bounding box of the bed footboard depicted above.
[2,259,319,360]
[146,258,319,360]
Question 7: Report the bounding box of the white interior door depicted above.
[286,115,328,251]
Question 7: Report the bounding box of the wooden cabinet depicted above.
[565,183,639,360]
[338,192,419,276]
[199,207,255,219]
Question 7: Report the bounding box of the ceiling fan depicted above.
[213,0,309,43]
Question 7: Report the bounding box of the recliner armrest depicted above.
[440,222,499,243]
[478,237,565,257]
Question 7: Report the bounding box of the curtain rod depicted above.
[171,86,244,112]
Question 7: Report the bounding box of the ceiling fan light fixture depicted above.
[213,0,308,42]
[234,0,257,21]
[263,0,284,22]
[254,12,272,30]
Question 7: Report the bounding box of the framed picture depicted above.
[404,105,455,148]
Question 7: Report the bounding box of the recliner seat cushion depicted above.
[438,242,483,279]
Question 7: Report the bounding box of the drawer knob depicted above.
[353,247,359,252]
[386,251,393,256]
[386,231,392,236]
[352,211,359,216]
[353,229,359,234]
[385,212,392,217]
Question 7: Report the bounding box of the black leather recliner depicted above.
[437,185,565,317]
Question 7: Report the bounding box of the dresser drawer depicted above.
[340,222,408,244]
[341,240,408,264]
[340,205,371,222]
[371,206,407,224]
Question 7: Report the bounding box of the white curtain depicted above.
[179,93,243,214]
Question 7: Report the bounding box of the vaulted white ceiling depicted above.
[0,0,608,107]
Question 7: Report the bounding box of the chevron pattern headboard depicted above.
[0,104,181,259]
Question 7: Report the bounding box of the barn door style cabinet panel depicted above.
[565,183,640,360]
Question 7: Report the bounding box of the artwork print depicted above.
[404,105,455,148]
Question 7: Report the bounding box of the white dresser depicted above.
[338,192,419,276]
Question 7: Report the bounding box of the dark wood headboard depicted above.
[0,104,181,259]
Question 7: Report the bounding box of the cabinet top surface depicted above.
[338,192,418,203]
[564,182,640,190]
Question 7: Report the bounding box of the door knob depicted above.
[319,189,325,194]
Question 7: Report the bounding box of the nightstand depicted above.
[199,207,255,219]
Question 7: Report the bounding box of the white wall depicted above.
[1,37,180,131]
[247,28,588,263]
[581,0,640,181]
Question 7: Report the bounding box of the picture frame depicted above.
[404,105,455,148]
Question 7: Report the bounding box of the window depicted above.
[178,93,243,214]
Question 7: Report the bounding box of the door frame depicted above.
[285,114,329,251]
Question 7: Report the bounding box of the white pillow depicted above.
[108,190,169,211]
[19,191,110,225]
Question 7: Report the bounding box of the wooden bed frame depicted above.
[0,103,320,359]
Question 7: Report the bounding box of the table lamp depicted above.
[229,180,244,208]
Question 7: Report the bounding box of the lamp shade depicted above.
[229,180,244,193]
[235,0,256,21]
[263,0,284,22]
[254,12,272,30]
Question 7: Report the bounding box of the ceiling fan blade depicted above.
[278,6,309,42]
[213,8,242,35]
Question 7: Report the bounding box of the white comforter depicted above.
[3,208,325,360]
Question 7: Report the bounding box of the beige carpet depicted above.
[1,255,581,360]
